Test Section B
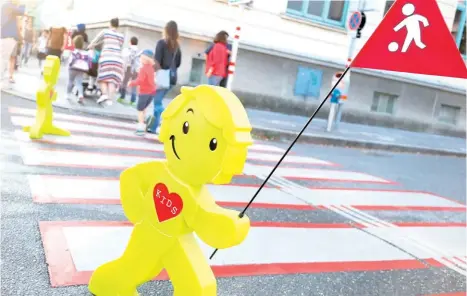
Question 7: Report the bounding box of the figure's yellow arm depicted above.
[189,187,250,249]
[120,161,164,224]
[36,84,49,107]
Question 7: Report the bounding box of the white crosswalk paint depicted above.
[14,130,331,166]
[9,106,137,129]
[28,175,309,207]
[9,107,287,153]
[19,144,163,169]
[19,144,385,182]
[59,224,424,271]
[11,116,144,139]
[247,164,392,183]
[258,174,467,276]
[300,188,464,208]
[27,175,464,210]
[368,226,467,275]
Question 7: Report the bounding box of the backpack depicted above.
[124,46,139,73]
[70,50,91,72]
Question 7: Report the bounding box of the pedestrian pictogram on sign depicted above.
[389,3,429,52]
[351,0,467,79]
[348,11,362,31]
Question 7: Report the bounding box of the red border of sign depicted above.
[348,11,362,31]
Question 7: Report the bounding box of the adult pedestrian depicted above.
[1,0,25,85]
[147,20,182,134]
[46,26,67,58]
[21,17,34,66]
[88,17,125,106]
[205,30,231,87]
[71,23,88,46]
[205,31,229,86]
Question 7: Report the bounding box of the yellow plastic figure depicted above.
[88,85,253,296]
[23,55,70,139]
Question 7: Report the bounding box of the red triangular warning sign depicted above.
[351,0,467,79]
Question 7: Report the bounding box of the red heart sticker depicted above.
[153,183,183,222]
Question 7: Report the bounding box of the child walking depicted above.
[128,50,156,136]
[85,43,102,96]
[118,36,139,106]
[67,35,92,104]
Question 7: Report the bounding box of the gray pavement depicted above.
[1,94,466,296]
[3,61,466,156]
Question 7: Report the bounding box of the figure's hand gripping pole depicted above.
[209,66,351,260]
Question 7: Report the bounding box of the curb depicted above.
[252,126,466,158]
[3,89,465,158]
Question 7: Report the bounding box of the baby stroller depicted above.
[82,62,101,98]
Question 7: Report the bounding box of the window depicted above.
[452,3,466,56]
[286,0,349,28]
[383,1,395,16]
[189,57,208,85]
[438,104,461,125]
[294,66,323,98]
[371,92,397,114]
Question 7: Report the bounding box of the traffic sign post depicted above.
[226,0,253,90]
[330,3,367,132]
[348,11,362,30]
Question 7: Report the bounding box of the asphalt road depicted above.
[1,93,466,296]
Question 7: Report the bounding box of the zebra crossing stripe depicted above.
[40,221,457,287]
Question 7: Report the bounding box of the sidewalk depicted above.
[3,63,466,157]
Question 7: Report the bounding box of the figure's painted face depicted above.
[163,99,228,185]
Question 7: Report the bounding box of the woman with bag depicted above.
[147,20,182,134]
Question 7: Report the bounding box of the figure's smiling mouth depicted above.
[170,135,181,160]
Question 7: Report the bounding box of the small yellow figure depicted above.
[23,55,70,139]
[88,85,253,296]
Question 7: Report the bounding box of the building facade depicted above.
[39,0,467,135]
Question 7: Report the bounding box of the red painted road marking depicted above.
[40,221,445,287]
[423,292,467,296]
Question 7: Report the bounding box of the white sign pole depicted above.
[334,32,357,128]
[226,1,249,90]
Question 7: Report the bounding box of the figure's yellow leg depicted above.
[26,124,43,139]
[42,105,70,136]
[43,125,71,136]
[23,109,46,139]
[163,233,217,296]
[88,223,171,296]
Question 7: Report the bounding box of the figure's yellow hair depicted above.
[159,85,253,184]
